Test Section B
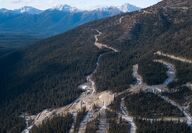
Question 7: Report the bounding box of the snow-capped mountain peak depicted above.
[53,4,79,12]
[0,3,140,14]
[14,6,42,14]
[91,3,140,13]
[118,3,140,13]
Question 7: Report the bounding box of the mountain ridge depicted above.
[0,5,139,44]
[0,0,192,132]
[13,6,43,14]
[0,3,140,13]
[0,3,140,48]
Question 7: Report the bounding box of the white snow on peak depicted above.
[118,3,140,13]
[0,3,140,14]
[119,4,130,12]
[91,3,140,13]
[53,4,79,12]
[14,6,42,14]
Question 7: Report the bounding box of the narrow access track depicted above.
[96,108,109,133]
[154,59,176,85]
[155,51,192,64]
[134,60,192,126]
[21,16,122,133]
[119,98,137,133]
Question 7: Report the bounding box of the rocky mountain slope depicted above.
[0,0,192,132]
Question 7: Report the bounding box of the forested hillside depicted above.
[0,0,191,132]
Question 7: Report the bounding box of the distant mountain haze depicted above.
[0,4,140,36]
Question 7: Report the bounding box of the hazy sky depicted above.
[0,0,161,10]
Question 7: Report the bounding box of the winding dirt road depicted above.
[20,16,192,133]
[21,28,119,133]
[96,108,109,133]
[154,59,176,85]
[133,64,143,85]
[154,59,192,126]
[133,60,192,126]
[119,98,137,133]
[94,30,119,52]
[155,51,192,64]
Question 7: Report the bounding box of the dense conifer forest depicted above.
[31,114,73,133]
[139,61,168,85]
[135,119,191,133]
[0,0,192,132]
[124,92,184,118]
[107,111,130,133]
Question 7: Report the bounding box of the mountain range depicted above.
[0,4,140,36]
[0,4,139,48]
[0,0,192,132]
